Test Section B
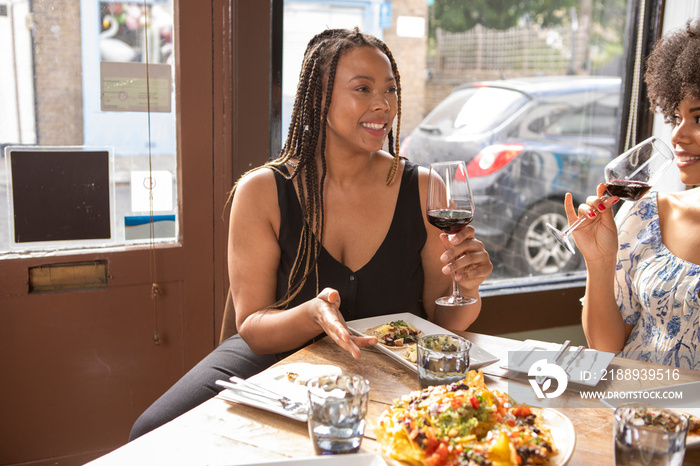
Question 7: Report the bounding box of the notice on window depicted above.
[396,16,425,38]
[130,170,173,212]
[100,62,172,112]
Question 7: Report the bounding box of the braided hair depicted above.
[645,19,700,124]
[231,28,402,308]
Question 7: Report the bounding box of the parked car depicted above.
[403,76,621,277]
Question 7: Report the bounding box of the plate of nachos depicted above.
[347,313,499,372]
[374,371,575,466]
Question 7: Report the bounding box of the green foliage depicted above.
[427,0,629,73]
[430,0,580,37]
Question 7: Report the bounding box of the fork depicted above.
[215,379,307,414]
[562,345,585,378]
[536,339,571,384]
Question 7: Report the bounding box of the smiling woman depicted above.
[325,46,399,166]
[567,19,700,370]
[128,26,493,441]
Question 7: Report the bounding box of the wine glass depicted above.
[546,136,675,254]
[427,161,477,306]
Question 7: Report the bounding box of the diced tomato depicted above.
[505,418,516,427]
[425,442,449,466]
[423,430,439,454]
[470,396,480,410]
[512,405,532,417]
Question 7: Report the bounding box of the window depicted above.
[279,0,635,290]
[0,0,177,254]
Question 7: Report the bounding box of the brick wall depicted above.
[33,0,83,145]
[382,0,427,142]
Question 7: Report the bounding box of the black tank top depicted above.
[274,161,427,320]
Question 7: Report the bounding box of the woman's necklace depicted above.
[286,160,298,169]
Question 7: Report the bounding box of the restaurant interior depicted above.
[1,0,698,465]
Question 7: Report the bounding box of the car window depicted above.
[453,88,530,134]
[544,93,619,137]
[422,87,529,136]
[419,89,479,134]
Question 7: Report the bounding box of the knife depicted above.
[562,345,586,378]
[536,339,571,384]
[215,379,307,413]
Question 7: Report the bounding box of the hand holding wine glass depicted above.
[427,161,477,306]
[546,136,674,254]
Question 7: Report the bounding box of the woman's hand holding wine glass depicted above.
[427,161,478,306]
[547,136,675,254]
[563,186,620,262]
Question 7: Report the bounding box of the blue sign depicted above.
[379,3,391,29]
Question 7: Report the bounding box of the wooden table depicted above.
[87,332,700,465]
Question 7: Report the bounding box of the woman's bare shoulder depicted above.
[235,166,277,192]
[414,162,430,177]
[671,186,700,203]
[233,167,277,202]
[413,162,430,189]
[657,187,700,212]
[230,167,280,221]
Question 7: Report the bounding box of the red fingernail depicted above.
[588,211,596,218]
[613,198,619,204]
[598,203,606,211]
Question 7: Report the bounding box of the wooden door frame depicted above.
[0,1,257,463]
[212,0,274,338]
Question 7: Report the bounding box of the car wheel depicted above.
[503,200,581,276]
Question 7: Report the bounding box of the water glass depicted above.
[614,403,689,466]
[306,373,370,455]
[416,334,471,389]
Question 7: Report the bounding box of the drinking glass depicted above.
[614,403,688,466]
[416,334,471,389]
[427,161,476,306]
[306,373,370,455]
[546,136,675,254]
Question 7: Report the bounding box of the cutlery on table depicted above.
[536,339,571,384]
[562,345,585,378]
[215,379,307,414]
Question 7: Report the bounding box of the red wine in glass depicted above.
[427,161,477,306]
[546,136,674,254]
[427,209,474,234]
[604,180,652,202]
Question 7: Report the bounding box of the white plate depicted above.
[599,381,700,448]
[500,339,615,386]
[217,363,342,423]
[346,313,499,373]
[538,407,576,465]
[376,407,573,465]
[246,452,388,465]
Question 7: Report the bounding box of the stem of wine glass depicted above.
[559,212,588,237]
[435,233,478,306]
[561,192,611,237]
[450,272,460,299]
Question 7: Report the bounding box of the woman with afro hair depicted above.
[129,28,492,440]
[563,20,700,370]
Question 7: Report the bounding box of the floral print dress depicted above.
[615,192,700,370]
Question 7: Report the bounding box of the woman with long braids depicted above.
[130,28,492,440]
